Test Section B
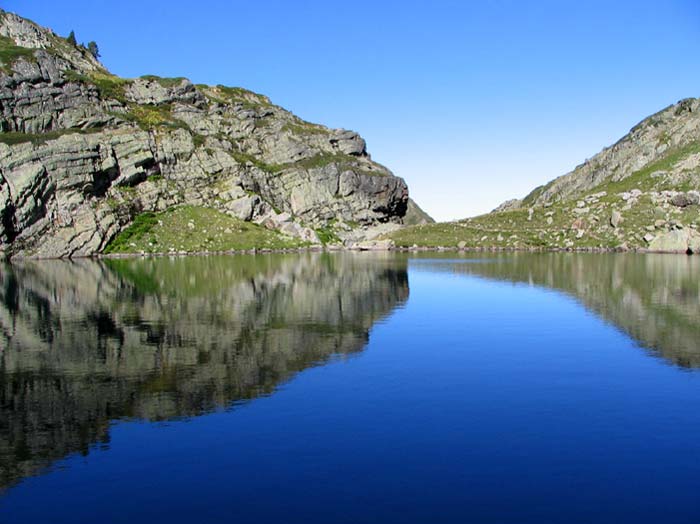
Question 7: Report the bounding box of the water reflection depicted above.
[414,253,700,369]
[0,253,409,490]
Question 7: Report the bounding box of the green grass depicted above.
[215,85,271,106]
[105,212,160,253]
[108,103,190,132]
[388,217,553,249]
[0,35,36,72]
[192,133,206,148]
[105,206,306,254]
[64,70,129,103]
[315,225,341,245]
[139,75,187,87]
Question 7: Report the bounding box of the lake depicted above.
[1,252,699,523]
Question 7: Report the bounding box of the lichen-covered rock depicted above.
[0,9,411,258]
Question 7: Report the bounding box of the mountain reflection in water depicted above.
[0,253,409,490]
[1,251,699,500]
[413,252,700,368]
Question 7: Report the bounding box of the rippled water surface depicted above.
[1,252,699,523]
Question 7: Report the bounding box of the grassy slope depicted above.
[390,142,700,250]
[105,206,306,254]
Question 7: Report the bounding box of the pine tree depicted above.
[87,41,100,59]
[67,30,77,46]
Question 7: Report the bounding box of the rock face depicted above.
[0,10,410,258]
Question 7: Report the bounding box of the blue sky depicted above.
[6,0,700,220]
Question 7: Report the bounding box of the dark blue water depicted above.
[1,253,699,523]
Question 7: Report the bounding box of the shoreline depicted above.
[4,243,696,261]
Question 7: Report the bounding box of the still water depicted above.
[1,252,699,523]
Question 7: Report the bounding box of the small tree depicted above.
[87,41,100,59]
[67,30,77,46]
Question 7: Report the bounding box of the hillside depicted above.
[0,10,412,258]
[390,98,700,254]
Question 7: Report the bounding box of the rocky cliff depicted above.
[390,98,700,253]
[0,10,410,258]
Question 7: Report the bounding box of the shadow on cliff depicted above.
[0,252,409,491]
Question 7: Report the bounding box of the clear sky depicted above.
[5,0,700,221]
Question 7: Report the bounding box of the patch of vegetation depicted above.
[292,153,387,177]
[213,85,273,110]
[86,41,100,59]
[0,35,37,72]
[105,212,160,253]
[105,206,306,254]
[315,225,341,245]
[192,133,206,148]
[115,103,190,132]
[140,75,187,88]
[64,70,129,102]
[388,217,552,250]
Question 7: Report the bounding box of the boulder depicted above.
[610,210,623,228]
[669,191,700,207]
[648,228,700,253]
[349,239,394,251]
